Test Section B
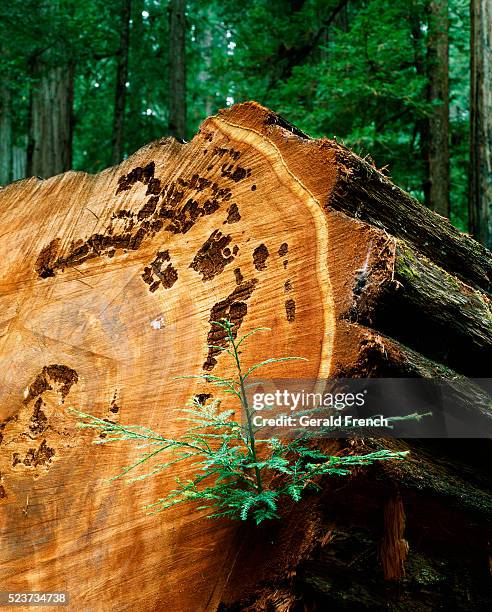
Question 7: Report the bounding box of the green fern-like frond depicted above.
[70,318,410,525]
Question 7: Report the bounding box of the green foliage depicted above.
[72,319,408,525]
[0,0,473,229]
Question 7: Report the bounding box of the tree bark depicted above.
[327,139,492,295]
[12,143,27,181]
[409,3,430,202]
[469,0,492,248]
[342,238,492,377]
[0,85,12,185]
[196,5,214,119]
[112,0,132,165]
[168,0,187,141]
[426,0,450,217]
[26,60,74,179]
[0,102,491,610]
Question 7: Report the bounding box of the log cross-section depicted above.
[0,102,491,611]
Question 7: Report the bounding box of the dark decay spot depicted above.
[25,373,51,401]
[156,249,171,262]
[251,185,257,191]
[23,449,35,466]
[231,167,248,182]
[233,245,239,256]
[203,279,258,371]
[278,242,288,257]
[284,280,293,292]
[142,250,178,291]
[113,209,133,219]
[213,147,228,158]
[29,397,48,436]
[116,161,155,194]
[264,112,310,139]
[35,238,61,278]
[159,264,178,288]
[285,298,296,322]
[146,178,161,196]
[213,148,241,161]
[283,260,289,269]
[110,390,120,414]
[221,163,251,183]
[190,230,237,281]
[0,484,5,499]
[14,439,55,468]
[43,365,78,399]
[160,183,184,209]
[36,231,135,277]
[224,203,241,224]
[138,196,159,221]
[24,364,79,405]
[36,167,233,279]
[164,195,219,234]
[151,219,163,233]
[234,268,244,285]
[142,267,153,285]
[194,393,212,405]
[176,174,213,192]
[253,244,269,271]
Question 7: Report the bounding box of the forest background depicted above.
[0,0,490,247]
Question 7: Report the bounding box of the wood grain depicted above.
[1,102,490,611]
[0,103,342,611]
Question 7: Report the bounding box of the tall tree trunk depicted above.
[196,6,214,120]
[168,0,187,141]
[409,4,430,202]
[127,0,144,128]
[469,0,492,248]
[426,0,450,217]
[112,0,132,165]
[12,142,27,181]
[0,85,12,185]
[27,60,74,179]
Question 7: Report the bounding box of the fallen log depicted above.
[339,236,492,377]
[0,102,491,611]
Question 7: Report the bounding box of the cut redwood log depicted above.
[0,102,491,611]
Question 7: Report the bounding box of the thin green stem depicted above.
[223,319,263,493]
